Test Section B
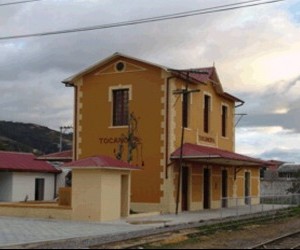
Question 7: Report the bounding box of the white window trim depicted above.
[221,102,230,116]
[203,92,213,112]
[108,85,132,102]
[221,103,230,139]
[114,60,127,73]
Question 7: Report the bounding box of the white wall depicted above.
[261,179,296,196]
[11,172,55,202]
[0,172,13,202]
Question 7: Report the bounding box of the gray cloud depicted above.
[259,148,300,163]
[236,76,300,132]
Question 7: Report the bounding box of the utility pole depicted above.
[172,69,208,215]
[59,126,72,152]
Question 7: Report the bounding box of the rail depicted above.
[249,230,300,249]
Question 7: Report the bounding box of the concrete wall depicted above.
[100,171,122,221]
[0,172,13,201]
[261,179,296,196]
[0,204,72,220]
[11,172,55,202]
[72,169,102,221]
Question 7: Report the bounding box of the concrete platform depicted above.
[0,204,292,249]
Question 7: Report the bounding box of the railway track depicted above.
[250,230,300,249]
[91,209,300,249]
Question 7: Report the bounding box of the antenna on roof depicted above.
[235,113,247,127]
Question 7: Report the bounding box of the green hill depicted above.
[0,121,72,155]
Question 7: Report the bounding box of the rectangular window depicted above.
[183,93,189,128]
[113,89,129,126]
[204,95,211,133]
[222,105,228,137]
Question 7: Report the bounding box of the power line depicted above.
[0,0,286,41]
[0,0,44,7]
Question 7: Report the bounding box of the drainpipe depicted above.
[235,100,245,108]
[63,81,77,161]
[74,85,78,161]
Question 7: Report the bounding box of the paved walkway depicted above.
[0,204,292,248]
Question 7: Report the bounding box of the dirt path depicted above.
[147,216,300,249]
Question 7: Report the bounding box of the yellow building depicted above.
[63,52,268,214]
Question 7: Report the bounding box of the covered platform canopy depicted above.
[171,143,270,167]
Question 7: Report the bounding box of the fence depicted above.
[219,194,300,219]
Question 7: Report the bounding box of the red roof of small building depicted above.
[63,155,140,170]
[171,143,270,167]
[0,151,61,173]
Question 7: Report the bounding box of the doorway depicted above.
[203,168,211,209]
[120,175,129,217]
[245,172,251,205]
[35,178,45,201]
[222,170,228,208]
[181,167,189,211]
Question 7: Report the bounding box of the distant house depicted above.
[37,150,73,191]
[261,161,300,196]
[0,151,60,202]
[37,150,73,164]
[278,163,300,179]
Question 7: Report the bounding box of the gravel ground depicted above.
[147,214,300,249]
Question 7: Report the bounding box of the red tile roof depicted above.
[0,151,61,173]
[170,67,243,103]
[63,155,140,170]
[171,143,270,167]
[170,67,213,84]
[37,150,73,162]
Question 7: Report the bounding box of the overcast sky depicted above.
[0,0,299,163]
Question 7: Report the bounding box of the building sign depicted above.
[99,137,128,144]
[198,135,216,144]
[99,137,142,144]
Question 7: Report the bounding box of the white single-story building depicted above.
[0,151,61,202]
[37,150,73,193]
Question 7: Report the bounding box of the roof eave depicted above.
[63,166,140,171]
[0,169,61,174]
[170,155,267,167]
[222,92,245,106]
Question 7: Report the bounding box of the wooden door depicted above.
[181,167,189,211]
[222,170,228,208]
[245,172,251,205]
[204,168,211,209]
[35,178,45,201]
